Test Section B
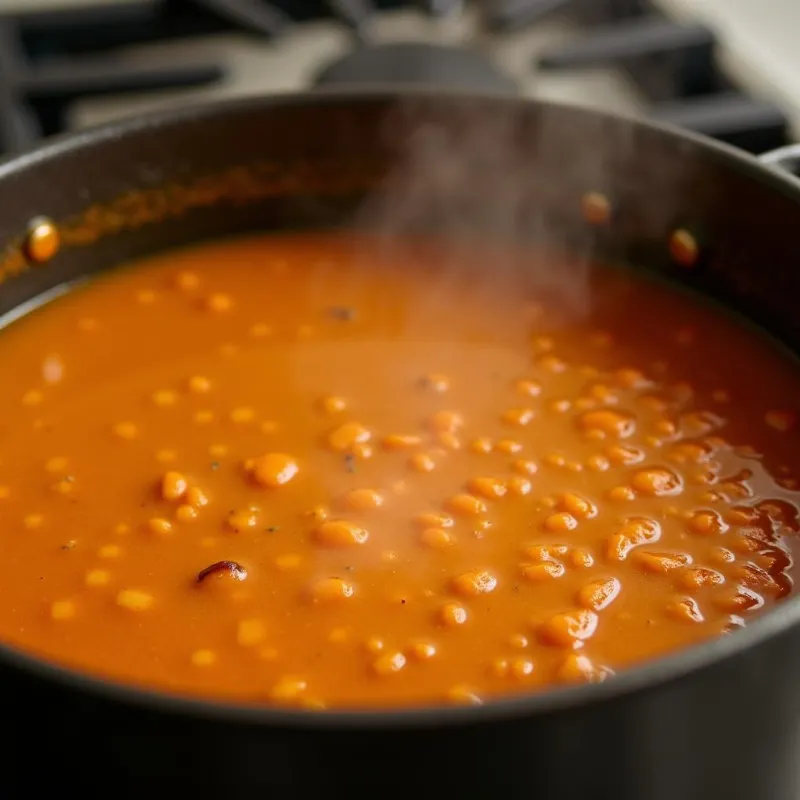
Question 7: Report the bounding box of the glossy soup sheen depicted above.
[0,231,797,710]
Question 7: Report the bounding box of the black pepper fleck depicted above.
[329,306,356,322]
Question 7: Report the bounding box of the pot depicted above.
[2,91,800,799]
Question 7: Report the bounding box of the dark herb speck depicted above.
[329,306,356,322]
[211,461,220,471]
[344,454,356,473]
[266,526,279,533]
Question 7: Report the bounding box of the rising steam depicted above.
[348,94,597,322]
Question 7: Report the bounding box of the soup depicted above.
[0,231,797,709]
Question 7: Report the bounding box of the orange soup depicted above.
[0,231,797,709]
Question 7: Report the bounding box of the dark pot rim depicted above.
[2,87,799,730]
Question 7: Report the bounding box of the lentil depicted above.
[446,494,487,516]
[520,561,565,581]
[116,590,154,612]
[538,609,599,648]
[577,577,621,611]
[315,520,369,548]
[420,527,455,549]
[308,577,355,603]
[451,569,498,596]
[248,453,298,488]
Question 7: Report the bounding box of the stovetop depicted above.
[0,0,795,158]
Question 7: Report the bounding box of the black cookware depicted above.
[2,91,800,799]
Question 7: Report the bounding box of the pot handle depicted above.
[758,144,800,178]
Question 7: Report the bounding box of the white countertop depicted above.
[655,0,800,134]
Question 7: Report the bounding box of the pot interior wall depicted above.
[0,92,797,351]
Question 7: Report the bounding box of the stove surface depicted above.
[57,3,644,132]
[0,0,794,155]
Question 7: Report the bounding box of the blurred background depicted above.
[0,0,796,156]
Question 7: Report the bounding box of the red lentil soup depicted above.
[0,231,797,710]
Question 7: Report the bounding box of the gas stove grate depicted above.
[0,0,790,156]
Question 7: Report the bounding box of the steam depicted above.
[296,95,694,564]
[347,95,598,322]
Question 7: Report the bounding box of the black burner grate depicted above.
[0,0,790,156]
[1,0,311,151]
[486,0,788,151]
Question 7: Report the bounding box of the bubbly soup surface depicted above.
[0,231,798,709]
